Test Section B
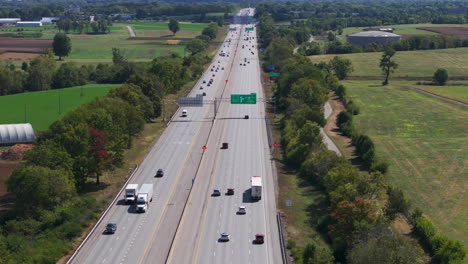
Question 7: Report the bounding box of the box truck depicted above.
[124,184,138,203]
[251,176,262,200]
[136,184,153,213]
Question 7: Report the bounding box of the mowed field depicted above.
[311,47,468,78]
[342,23,468,36]
[0,84,118,130]
[342,80,468,245]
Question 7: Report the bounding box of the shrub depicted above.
[433,68,448,85]
[370,160,389,174]
[414,216,437,251]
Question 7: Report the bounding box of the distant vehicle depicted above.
[125,184,138,203]
[244,115,249,119]
[105,223,117,234]
[226,188,234,195]
[212,189,221,196]
[155,169,164,177]
[222,67,224,70]
[136,184,153,213]
[207,83,211,87]
[200,86,203,90]
[182,109,187,117]
[211,68,214,71]
[237,206,246,215]
[254,234,264,244]
[212,74,215,77]
[203,80,206,83]
[222,142,229,149]
[202,92,206,96]
[219,232,230,242]
[243,64,246,66]
[251,176,262,200]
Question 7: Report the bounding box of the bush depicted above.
[433,68,449,85]
[337,111,352,126]
[386,186,411,219]
[370,160,389,174]
[414,216,437,251]
[346,100,360,115]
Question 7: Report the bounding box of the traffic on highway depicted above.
[68,8,281,264]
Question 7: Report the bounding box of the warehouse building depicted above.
[0,18,21,25]
[0,123,36,146]
[347,31,401,46]
[16,21,42,27]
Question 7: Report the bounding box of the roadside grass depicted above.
[342,23,468,36]
[310,47,468,78]
[0,84,118,131]
[272,116,330,249]
[342,79,468,245]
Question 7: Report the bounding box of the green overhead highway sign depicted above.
[245,27,254,31]
[231,93,257,104]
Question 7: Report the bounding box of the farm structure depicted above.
[16,21,42,27]
[0,123,35,146]
[347,31,401,45]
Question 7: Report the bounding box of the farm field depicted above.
[342,23,468,36]
[342,79,468,245]
[311,47,468,78]
[0,21,208,63]
[0,84,118,131]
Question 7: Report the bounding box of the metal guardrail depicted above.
[277,212,288,264]
[66,164,139,264]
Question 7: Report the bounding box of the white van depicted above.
[182,109,187,117]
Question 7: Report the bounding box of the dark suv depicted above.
[155,169,164,177]
[105,223,117,234]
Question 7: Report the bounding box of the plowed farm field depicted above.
[0,38,52,54]
[417,27,468,39]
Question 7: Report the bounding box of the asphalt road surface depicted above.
[69,8,281,264]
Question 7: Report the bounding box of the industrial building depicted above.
[16,21,42,27]
[0,123,36,146]
[347,31,401,46]
[0,18,21,25]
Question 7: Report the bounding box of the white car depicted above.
[237,206,246,215]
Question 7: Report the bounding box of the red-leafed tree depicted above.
[88,126,110,184]
[329,197,377,241]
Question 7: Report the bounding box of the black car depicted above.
[203,80,206,83]
[155,169,164,177]
[212,189,221,196]
[105,223,117,234]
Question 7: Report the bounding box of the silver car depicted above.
[219,232,230,242]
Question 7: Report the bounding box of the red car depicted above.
[254,234,264,244]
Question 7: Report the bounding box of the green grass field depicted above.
[311,48,468,78]
[342,23,468,36]
[342,80,468,245]
[0,84,118,131]
[386,81,468,103]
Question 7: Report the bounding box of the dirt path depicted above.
[324,93,357,159]
[126,25,136,37]
[401,86,468,107]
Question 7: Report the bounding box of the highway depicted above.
[69,8,281,264]
[166,8,282,264]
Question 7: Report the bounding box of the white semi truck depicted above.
[124,184,139,203]
[251,176,262,200]
[136,184,153,213]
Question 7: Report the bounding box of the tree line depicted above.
[0,21,223,263]
[258,12,466,264]
[300,34,468,56]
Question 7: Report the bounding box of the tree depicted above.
[379,48,398,85]
[348,227,427,264]
[329,197,377,240]
[7,166,76,215]
[329,56,353,80]
[168,19,180,35]
[27,52,56,91]
[52,33,72,61]
[52,62,86,89]
[23,142,73,171]
[186,39,209,54]
[112,47,127,65]
[433,68,448,85]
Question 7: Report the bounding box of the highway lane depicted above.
[69,19,243,264]
[168,19,282,264]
